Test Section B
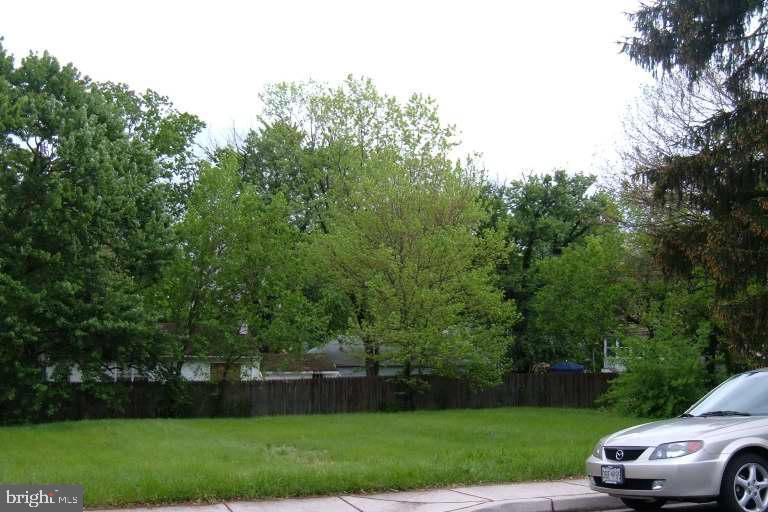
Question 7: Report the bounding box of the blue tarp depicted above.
[550,361,585,373]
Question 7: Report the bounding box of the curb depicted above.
[552,494,624,511]
[468,493,624,512]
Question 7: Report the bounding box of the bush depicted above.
[600,320,716,418]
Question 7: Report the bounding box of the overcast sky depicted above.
[2,0,650,182]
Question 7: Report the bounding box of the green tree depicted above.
[529,219,723,371]
[483,171,615,368]
[238,76,458,234]
[319,152,517,386]
[97,82,205,216]
[239,76,477,376]
[150,152,330,385]
[0,43,194,421]
[530,231,637,367]
[623,0,768,358]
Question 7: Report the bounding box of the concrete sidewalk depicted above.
[101,479,627,512]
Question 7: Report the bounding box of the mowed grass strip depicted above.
[0,407,641,507]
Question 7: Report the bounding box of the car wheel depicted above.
[720,453,768,512]
[620,498,667,510]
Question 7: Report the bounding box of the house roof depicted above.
[261,353,336,373]
[307,336,401,368]
[182,355,259,362]
[307,337,365,367]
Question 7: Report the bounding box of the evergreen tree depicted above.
[624,1,768,358]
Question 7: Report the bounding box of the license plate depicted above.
[601,464,624,485]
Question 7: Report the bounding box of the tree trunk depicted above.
[364,336,380,377]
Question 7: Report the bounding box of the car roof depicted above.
[736,368,768,375]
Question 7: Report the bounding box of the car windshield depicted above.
[687,371,768,417]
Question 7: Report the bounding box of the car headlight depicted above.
[650,440,704,460]
[592,441,603,458]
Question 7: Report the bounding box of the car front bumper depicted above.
[586,453,725,499]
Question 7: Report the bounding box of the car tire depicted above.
[720,452,768,512]
[620,498,667,510]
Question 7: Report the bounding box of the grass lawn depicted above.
[0,407,643,507]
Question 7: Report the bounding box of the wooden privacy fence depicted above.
[58,373,613,421]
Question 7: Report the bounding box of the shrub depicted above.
[600,319,716,418]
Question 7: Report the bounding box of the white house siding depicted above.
[336,366,403,377]
[263,371,340,380]
[240,365,262,381]
[171,361,262,381]
[180,361,210,381]
[46,360,262,382]
[181,361,261,381]
[336,367,366,377]
[70,365,83,382]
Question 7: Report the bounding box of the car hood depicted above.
[605,416,768,447]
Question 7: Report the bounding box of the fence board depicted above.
[47,373,613,422]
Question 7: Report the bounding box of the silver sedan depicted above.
[587,370,768,511]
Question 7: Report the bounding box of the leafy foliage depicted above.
[624,0,767,95]
[97,82,204,215]
[600,315,715,419]
[149,152,331,381]
[319,153,518,386]
[238,77,511,379]
[530,231,637,366]
[483,171,615,369]
[0,42,198,421]
[624,0,768,358]
[237,76,458,234]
